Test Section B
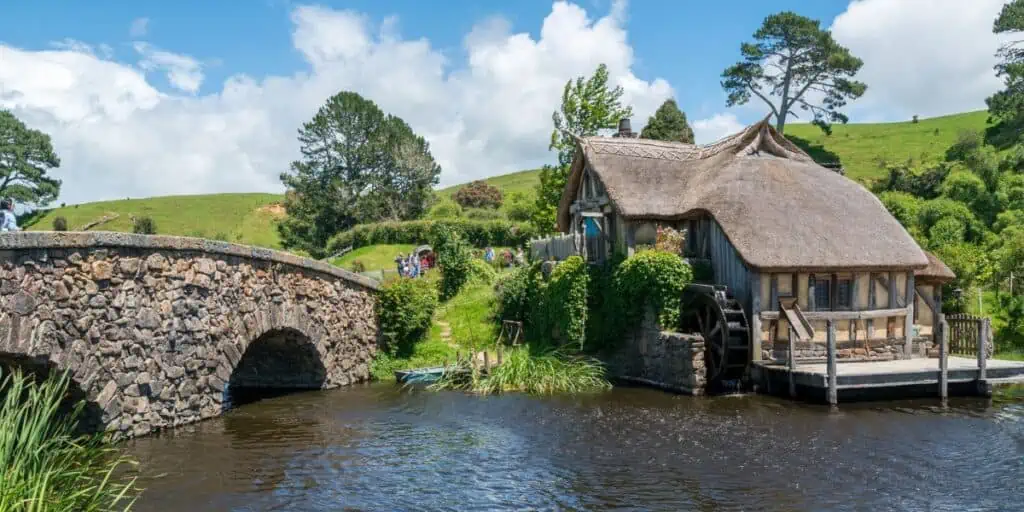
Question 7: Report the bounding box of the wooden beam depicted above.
[827,320,838,406]
[580,211,605,218]
[760,307,909,321]
[915,285,939,314]
[807,275,816,311]
[625,222,636,258]
[749,272,762,362]
[867,273,876,339]
[769,274,779,312]
[886,273,898,308]
[788,326,796,398]
[904,271,915,357]
[938,313,948,401]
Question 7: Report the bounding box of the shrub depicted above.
[51,216,68,231]
[546,256,590,348]
[464,207,504,221]
[453,180,503,209]
[614,250,693,329]
[655,225,685,254]
[505,192,535,222]
[432,225,474,300]
[326,219,536,255]
[468,258,498,284]
[132,216,156,234]
[426,199,463,219]
[376,277,439,356]
[351,259,367,273]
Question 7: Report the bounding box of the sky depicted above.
[0,0,1012,205]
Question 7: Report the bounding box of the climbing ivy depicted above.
[613,250,693,330]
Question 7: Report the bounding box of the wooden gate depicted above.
[945,314,994,358]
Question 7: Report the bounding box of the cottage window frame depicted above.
[811,273,854,312]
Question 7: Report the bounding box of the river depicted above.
[124,384,1024,511]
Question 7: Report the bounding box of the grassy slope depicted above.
[331,244,416,271]
[24,193,286,248]
[785,111,991,183]
[438,168,541,200]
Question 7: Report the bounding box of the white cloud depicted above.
[130,17,149,38]
[132,42,205,94]
[0,1,671,205]
[692,113,744,144]
[829,0,1009,122]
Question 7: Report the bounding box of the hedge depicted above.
[326,219,537,254]
[376,277,439,357]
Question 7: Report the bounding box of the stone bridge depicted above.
[0,232,379,439]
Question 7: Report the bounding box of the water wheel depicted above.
[679,285,751,387]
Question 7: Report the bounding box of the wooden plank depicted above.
[904,272,915,356]
[938,314,948,401]
[760,307,909,321]
[781,303,814,341]
[788,326,796,398]
[826,320,838,406]
[867,273,876,339]
[888,272,897,308]
[749,271,763,362]
[978,318,988,381]
[915,285,938,314]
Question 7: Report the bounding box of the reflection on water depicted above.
[125,383,1024,511]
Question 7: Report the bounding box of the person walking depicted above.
[1,198,19,232]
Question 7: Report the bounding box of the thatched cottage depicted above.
[556,117,955,378]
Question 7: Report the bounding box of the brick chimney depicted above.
[613,118,633,138]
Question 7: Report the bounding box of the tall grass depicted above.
[430,346,611,395]
[0,368,139,511]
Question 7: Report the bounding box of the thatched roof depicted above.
[557,117,929,271]
[916,251,956,283]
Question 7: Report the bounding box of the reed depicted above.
[0,368,139,511]
[430,346,611,395]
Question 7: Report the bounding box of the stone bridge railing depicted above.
[0,232,379,438]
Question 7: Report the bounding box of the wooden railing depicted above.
[530,234,579,262]
[945,314,993,357]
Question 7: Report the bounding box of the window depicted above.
[836,279,853,310]
[814,278,831,310]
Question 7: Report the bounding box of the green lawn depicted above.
[23,193,286,248]
[331,244,416,272]
[429,282,500,347]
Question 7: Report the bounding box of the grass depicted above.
[430,346,611,395]
[430,282,500,346]
[438,168,542,202]
[331,244,417,272]
[23,193,286,248]
[0,369,139,511]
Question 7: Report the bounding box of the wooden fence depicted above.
[945,314,994,357]
[530,234,579,262]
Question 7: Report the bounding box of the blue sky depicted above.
[0,0,1007,204]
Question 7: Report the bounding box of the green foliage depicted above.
[430,346,610,395]
[534,64,633,233]
[452,180,503,209]
[350,259,366,273]
[639,99,695,143]
[504,191,535,222]
[464,207,504,221]
[613,250,693,330]
[0,368,139,510]
[132,216,156,235]
[51,215,67,231]
[0,110,62,208]
[376,277,439,357]
[985,0,1024,147]
[278,91,441,256]
[432,225,474,300]
[721,11,866,134]
[928,217,966,248]
[546,257,590,348]
[325,219,536,254]
[917,198,984,243]
[874,161,951,199]
[468,258,498,285]
[426,198,463,219]
[996,295,1024,352]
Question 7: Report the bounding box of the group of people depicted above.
[395,251,432,278]
[483,246,526,268]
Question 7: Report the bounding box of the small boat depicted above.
[394,366,449,384]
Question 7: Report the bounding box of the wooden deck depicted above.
[751,357,1024,400]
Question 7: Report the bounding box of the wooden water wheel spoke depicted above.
[679,285,751,387]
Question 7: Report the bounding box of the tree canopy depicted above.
[639,99,695,143]
[721,11,866,134]
[0,110,62,208]
[278,92,440,255]
[533,64,632,233]
[986,0,1024,147]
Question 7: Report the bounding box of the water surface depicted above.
[125,384,1024,511]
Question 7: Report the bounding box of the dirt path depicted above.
[436,321,457,348]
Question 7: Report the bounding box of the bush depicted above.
[464,207,504,221]
[432,225,474,300]
[614,250,692,329]
[51,216,68,231]
[505,192,535,222]
[431,346,610,395]
[132,216,156,234]
[468,258,498,284]
[351,260,367,273]
[546,256,590,348]
[376,278,439,356]
[426,199,463,219]
[453,180,503,209]
[325,219,536,255]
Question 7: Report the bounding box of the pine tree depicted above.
[639,99,695,143]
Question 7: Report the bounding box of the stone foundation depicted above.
[606,310,706,395]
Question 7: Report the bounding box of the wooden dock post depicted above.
[826,320,837,407]
[483,351,490,372]
[977,318,990,396]
[938,314,948,402]
[787,326,796,398]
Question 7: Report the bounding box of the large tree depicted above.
[721,11,866,134]
[279,92,440,255]
[640,99,695,143]
[986,0,1024,147]
[533,64,632,233]
[0,110,61,207]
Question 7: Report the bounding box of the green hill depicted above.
[438,168,541,200]
[23,193,286,248]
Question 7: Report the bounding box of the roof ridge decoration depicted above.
[580,115,815,164]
